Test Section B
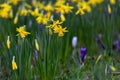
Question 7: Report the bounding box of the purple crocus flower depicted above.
[113,40,120,51]
[101,42,105,50]
[104,7,107,17]
[34,50,38,60]
[103,7,112,17]
[80,47,87,63]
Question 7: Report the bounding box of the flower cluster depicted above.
[46,20,68,37]
[0,3,12,18]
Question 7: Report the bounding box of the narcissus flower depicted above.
[44,4,53,12]
[16,25,30,38]
[75,8,85,15]
[9,9,13,18]
[18,7,28,16]
[55,5,74,14]
[36,13,49,25]
[80,2,91,13]
[108,4,112,15]
[46,12,51,19]
[30,8,40,17]
[35,39,39,51]
[7,36,10,49]
[54,25,68,37]
[76,2,91,15]
[110,0,116,5]
[13,14,18,24]
[60,14,66,22]
[12,56,18,70]
[110,65,116,71]
[72,0,82,3]
[46,20,68,37]
[8,0,20,5]
[54,0,65,7]
[0,3,12,18]
[88,0,104,6]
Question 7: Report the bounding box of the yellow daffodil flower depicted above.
[53,25,68,37]
[54,0,65,7]
[108,4,112,14]
[60,14,66,22]
[35,39,39,51]
[110,65,116,71]
[16,25,30,38]
[30,8,40,17]
[110,0,116,5]
[13,14,18,24]
[9,10,13,18]
[88,0,104,6]
[75,8,85,15]
[36,14,49,25]
[18,7,28,16]
[36,15,43,24]
[46,12,51,19]
[12,56,18,70]
[55,5,74,14]
[0,3,12,12]
[46,20,68,37]
[7,36,10,49]
[0,3,12,18]
[8,0,20,5]
[42,17,49,25]
[44,4,53,12]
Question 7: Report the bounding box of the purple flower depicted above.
[80,47,87,63]
[101,43,105,50]
[103,7,112,17]
[113,40,120,51]
[104,7,107,16]
[34,50,38,60]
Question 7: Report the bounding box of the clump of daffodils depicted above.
[75,1,91,15]
[46,20,68,37]
[75,0,104,15]
[0,3,12,18]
